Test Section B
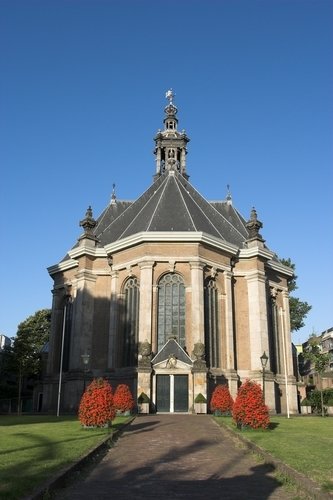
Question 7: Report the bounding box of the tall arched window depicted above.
[123,277,140,366]
[204,278,220,367]
[157,273,185,352]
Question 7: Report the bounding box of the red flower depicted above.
[78,378,116,427]
[232,379,270,429]
[210,385,234,414]
[113,384,134,413]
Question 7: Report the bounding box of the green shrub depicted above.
[138,392,150,404]
[194,393,207,404]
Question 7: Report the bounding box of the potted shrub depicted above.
[300,398,312,415]
[113,384,134,415]
[326,399,333,416]
[210,384,234,416]
[78,378,115,428]
[194,393,207,414]
[137,392,150,414]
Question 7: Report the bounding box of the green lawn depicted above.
[215,416,333,492]
[0,415,131,500]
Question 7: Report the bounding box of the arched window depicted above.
[204,278,220,367]
[157,273,185,352]
[123,277,140,366]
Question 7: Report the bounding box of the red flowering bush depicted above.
[210,384,234,414]
[79,378,115,427]
[113,384,134,413]
[232,379,270,429]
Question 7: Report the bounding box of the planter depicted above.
[138,402,150,414]
[194,402,207,414]
[301,405,312,414]
[326,406,333,416]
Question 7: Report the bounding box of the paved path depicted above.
[55,415,294,500]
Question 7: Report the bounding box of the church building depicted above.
[43,91,298,414]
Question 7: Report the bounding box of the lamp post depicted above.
[260,351,269,403]
[57,288,71,417]
[81,353,90,393]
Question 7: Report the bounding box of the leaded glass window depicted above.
[157,274,185,352]
[204,278,220,367]
[123,277,140,366]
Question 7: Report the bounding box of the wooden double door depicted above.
[156,374,189,413]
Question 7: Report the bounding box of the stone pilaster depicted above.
[138,261,154,344]
[107,270,119,369]
[246,270,270,371]
[69,270,96,371]
[190,262,205,344]
[223,271,236,370]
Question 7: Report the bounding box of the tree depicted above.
[303,335,330,417]
[280,258,311,332]
[12,309,51,413]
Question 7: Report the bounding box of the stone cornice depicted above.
[68,246,107,259]
[105,231,238,255]
[48,259,79,276]
[266,259,294,277]
[238,246,275,261]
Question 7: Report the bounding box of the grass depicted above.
[215,415,333,492]
[0,414,132,500]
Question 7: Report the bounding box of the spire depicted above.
[154,90,190,180]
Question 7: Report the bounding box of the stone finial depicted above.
[79,206,97,240]
[246,207,263,240]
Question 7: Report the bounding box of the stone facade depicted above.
[42,92,298,415]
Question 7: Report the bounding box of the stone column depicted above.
[190,262,205,344]
[138,261,154,344]
[108,270,119,370]
[279,303,298,414]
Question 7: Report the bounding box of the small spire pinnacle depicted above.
[111,183,117,205]
[226,184,232,205]
[79,205,97,239]
[246,207,263,240]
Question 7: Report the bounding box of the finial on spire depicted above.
[226,184,232,205]
[165,89,175,104]
[111,183,117,205]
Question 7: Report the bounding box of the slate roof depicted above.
[93,170,249,248]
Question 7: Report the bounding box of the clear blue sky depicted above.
[1,0,332,344]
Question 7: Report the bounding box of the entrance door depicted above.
[156,374,188,412]
[174,375,188,412]
[156,375,170,412]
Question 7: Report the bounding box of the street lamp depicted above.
[81,353,90,393]
[260,351,269,403]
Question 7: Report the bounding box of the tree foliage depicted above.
[303,335,330,417]
[13,309,51,377]
[280,258,311,332]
